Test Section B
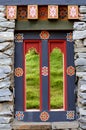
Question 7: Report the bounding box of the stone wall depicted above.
[0,6,15,130]
[0,5,86,130]
[73,6,86,130]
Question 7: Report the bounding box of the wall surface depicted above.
[0,5,86,130]
[73,6,86,130]
[0,6,15,130]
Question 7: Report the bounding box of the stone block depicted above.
[0,6,5,12]
[76,53,86,58]
[0,124,11,129]
[0,21,15,28]
[0,103,13,115]
[0,12,5,17]
[73,30,86,40]
[80,6,86,13]
[73,22,86,31]
[0,32,14,42]
[0,88,12,97]
[76,72,86,77]
[74,48,86,53]
[0,58,12,65]
[0,95,13,102]
[79,108,86,116]
[83,39,86,46]
[0,117,12,124]
[4,47,14,56]
[75,58,86,66]
[80,84,86,92]
[0,42,13,51]
[0,52,9,59]
[0,66,11,74]
[76,66,86,72]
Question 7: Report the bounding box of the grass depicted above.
[26,48,63,109]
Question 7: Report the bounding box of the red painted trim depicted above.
[23,41,26,111]
[23,40,42,111]
[48,40,67,110]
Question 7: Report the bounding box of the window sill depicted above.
[12,120,79,130]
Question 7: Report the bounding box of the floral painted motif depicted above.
[66,111,75,120]
[68,6,78,19]
[7,6,17,19]
[48,5,58,19]
[15,33,24,42]
[67,66,75,76]
[39,6,48,20]
[28,5,38,19]
[40,111,49,121]
[18,6,27,20]
[42,66,48,76]
[59,6,68,20]
[15,67,23,77]
[40,31,50,40]
[15,111,24,121]
[66,32,73,42]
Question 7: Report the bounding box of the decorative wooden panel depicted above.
[68,6,78,19]
[59,6,68,20]
[7,6,17,19]
[17,6,27,21]
[48,5,58,19]
[28,5,38,19]
[38,6,48,20]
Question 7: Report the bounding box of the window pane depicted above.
[50,48,63,109]
[26,49,40,109]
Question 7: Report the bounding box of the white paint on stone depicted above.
[83,39,86,46]
[0,117,12,124]
[0,42,13,51]
[0,88,12,97]
[0,32,14,42]
[0,124,11,129]
[73,30,86,40]
[0,58,12,65]
[0,95,13,102]
[73,22,86,31]
[0,103,13,115]
[0,52,9,59]
[75,58,86,66]
[0,21,15,28]
[4,47,14,56]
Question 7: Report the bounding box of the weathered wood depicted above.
[15,20,73,30]
[12,120,79,130]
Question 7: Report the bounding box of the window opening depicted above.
[50,48,63,109]
[25,49,40,109]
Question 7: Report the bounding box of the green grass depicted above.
[26,48,63,109]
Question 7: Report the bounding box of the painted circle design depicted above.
[40,111,49,121]
[66,111,74,120]
[40,31,50,40]
[15,67,23,77]
[67,66,75,76]
[15,111,24,120]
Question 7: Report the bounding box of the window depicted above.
[15,31,76,122]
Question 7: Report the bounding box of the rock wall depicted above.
[0,5,86,130]
[0,6,15,130]
[73,6,86,130]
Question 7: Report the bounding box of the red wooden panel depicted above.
[48,40,67,110]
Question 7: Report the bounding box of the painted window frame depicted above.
[14,31,77,122]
